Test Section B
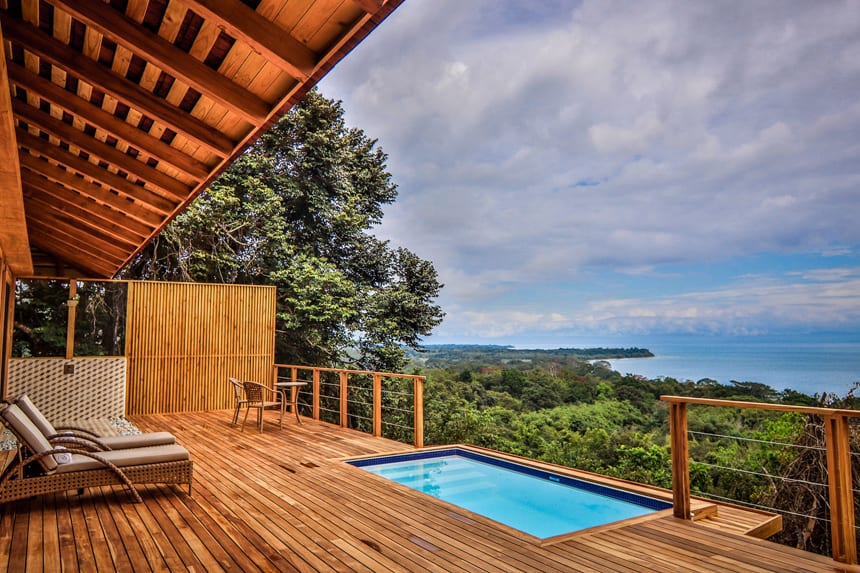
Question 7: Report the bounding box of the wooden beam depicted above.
[21,178,152,242]
[7,61,210,180]
[668,401,691,520]
[16,129,172,219]
[0,14,234,157]
[51,0,269,125]
[19,145,172,220]
[30,209,133,262]
[312,369,320,420]
[65,279,76,359]
[13,99,189,202]
[339,371,348,428]
[181,0,317,81]
[0,19,34,275]
[351,0,385,14]
[372,373,382,437]
[28,229,117,277]
[25,195,139,252]
[27,220,124,277]
[824,414,857,564]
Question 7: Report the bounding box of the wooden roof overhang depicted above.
[0,0,402,278]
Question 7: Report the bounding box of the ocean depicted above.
[600,335,860,397]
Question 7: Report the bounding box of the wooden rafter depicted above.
[24,194,142,249]
[28,229,118,277]
[351,0,386,14]
[7,61,210,180]
[51,0,269,125]
[28,217,128,267]
[182,0,317,81]
[0,14,234,158]
[13,100,189,202]
[1,0,405,278]
[19,152,171,222]
[21,176,153,239]
[32,208,135,259]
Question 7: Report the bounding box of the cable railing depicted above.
[661,396,860,565]
[273,364,425,447]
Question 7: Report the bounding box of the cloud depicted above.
[437,267,860,339]
[321,0,860,339]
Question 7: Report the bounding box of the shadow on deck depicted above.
[0,409,856,572]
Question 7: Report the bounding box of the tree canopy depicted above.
[124,89,444,371]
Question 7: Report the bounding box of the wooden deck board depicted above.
[0,409,858,572]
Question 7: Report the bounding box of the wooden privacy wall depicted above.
[125,281,276,415]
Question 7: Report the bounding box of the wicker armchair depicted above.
[240,380,285,432]
[228,377,249,426]
[0,404,193,504]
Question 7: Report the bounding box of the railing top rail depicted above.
[661,395,860,418]
[274,363,425,382]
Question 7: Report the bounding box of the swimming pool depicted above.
[347,447,672,540]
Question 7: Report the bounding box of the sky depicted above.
[319,0,860,346]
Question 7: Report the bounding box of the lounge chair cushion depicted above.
[14,394,56,437]
[0,404,58,472]
[55,444,190,474]
[15,394,175,449]
[99,432,176,449]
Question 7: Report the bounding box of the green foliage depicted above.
[12,280,69,357]
[124,89,444,371]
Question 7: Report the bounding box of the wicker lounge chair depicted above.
[229,377,249,426]
[0,404,193,504]
[12,394,175,451]
[241,380,285,432]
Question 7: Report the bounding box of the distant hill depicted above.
[406,344,653,369]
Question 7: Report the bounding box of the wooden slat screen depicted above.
[125,281,276,415]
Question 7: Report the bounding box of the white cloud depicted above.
[321,0,860,339]
[589,111,665,153]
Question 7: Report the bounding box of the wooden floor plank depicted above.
[0,409,857,573]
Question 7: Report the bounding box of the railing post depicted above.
[372,374,382,437]
[824,414,857,564]
[413,377,424,448]
[668,400,691,519]
[339,370,348,428]
[312,369,320,420]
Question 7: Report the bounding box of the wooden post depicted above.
[413,377,424,448]
[65,280,77,359]
[372,373,382,437]
[1,268,14,398]
[824,414,857,564]
[339,370,348,428]
[668,400,691,519]
[312,369,320,420]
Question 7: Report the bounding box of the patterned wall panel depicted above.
[7,357,126,420]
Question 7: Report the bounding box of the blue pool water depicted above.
[348,448,671,539]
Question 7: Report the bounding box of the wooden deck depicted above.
[1,410,858,572]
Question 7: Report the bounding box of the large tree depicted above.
[124,89,444,372]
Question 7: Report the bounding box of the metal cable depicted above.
[690,490,839,525]
[688,431,826,451]
[382,421,413,431]
[693,461,828,488]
